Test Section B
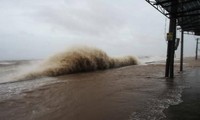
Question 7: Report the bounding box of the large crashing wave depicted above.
[20,46,138,80]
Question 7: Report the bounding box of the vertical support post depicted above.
[165,37,171,77]
[196,38,199,60]
[180,30,184,71]
[169,18,176,78]
[165,1,177,78]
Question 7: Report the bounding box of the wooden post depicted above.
[180,30,184,71]
[169,18,176,78]
[165,37,171,77]
[165,0,177,78]
[196,38,199,60]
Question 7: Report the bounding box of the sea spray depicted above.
[19,46,138,80]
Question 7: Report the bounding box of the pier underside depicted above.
[146,0,200,78]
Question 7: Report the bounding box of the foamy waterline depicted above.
[129,82,189,120]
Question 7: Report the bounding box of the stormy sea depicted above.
[0,46,192,120]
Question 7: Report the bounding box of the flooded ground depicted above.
[0,58,199,120]
[164,67,200,120]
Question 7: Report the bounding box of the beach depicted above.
[0,57,199,120]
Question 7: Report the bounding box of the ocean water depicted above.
[0,56,188,120]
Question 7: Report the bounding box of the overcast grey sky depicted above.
[0,0,197,60]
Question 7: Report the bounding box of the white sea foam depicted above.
[0,61,15,65]
[139,56,166,64]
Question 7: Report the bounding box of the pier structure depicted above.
[146,0,200,78]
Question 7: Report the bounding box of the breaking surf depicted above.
[18,46,138,80]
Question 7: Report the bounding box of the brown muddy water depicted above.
[0,60,188,120]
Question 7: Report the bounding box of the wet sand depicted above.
[0,57,199,120]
